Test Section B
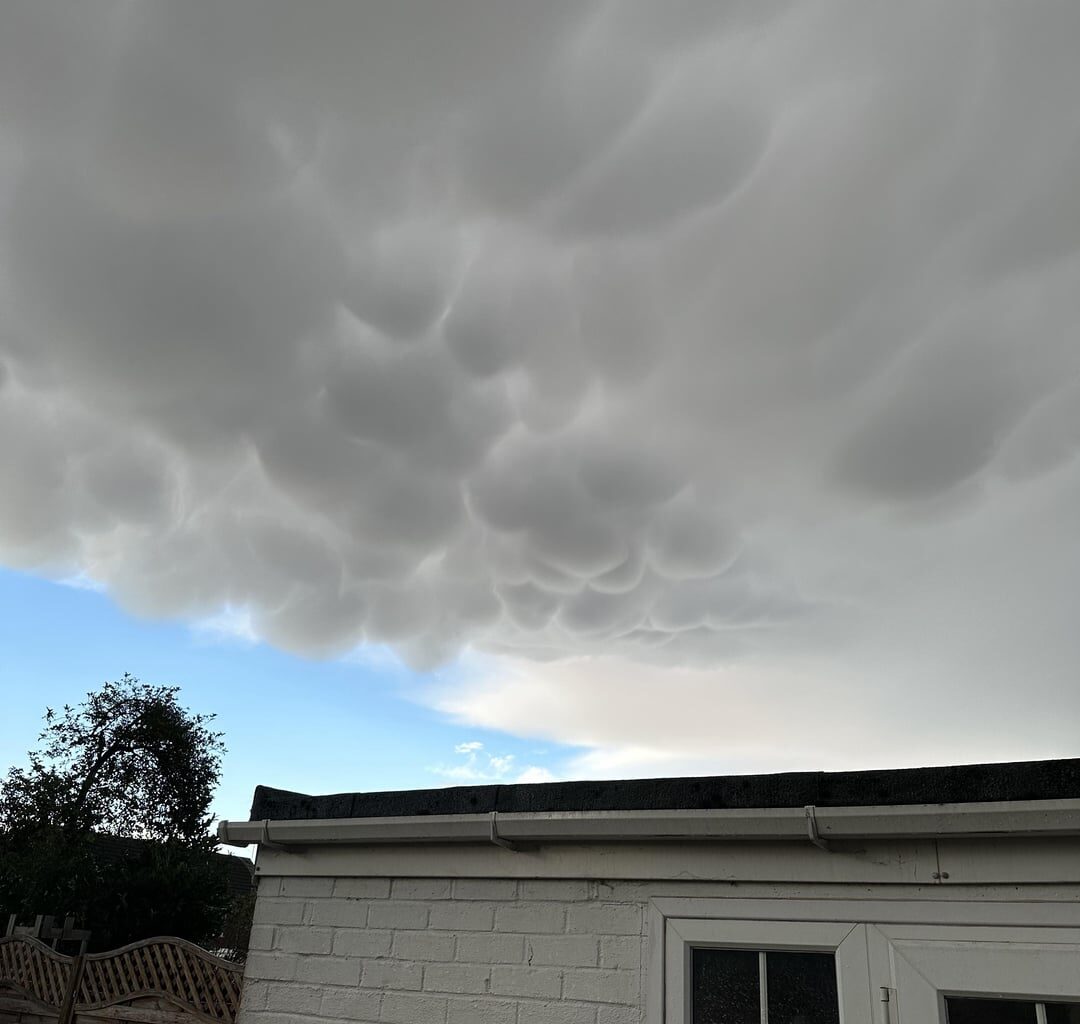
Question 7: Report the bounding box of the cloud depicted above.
[55,572,106,594]
[514,766,557,785]
[2,2,1080,769]
[192,605,259,647]
[432,643,1080,779]
[429,743,551,786]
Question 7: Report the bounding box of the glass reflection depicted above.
[765,952,839,1024]
[945,997,1036,1023]
[691,949,759,1024]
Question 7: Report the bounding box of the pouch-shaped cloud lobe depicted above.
[2,2,1080,754]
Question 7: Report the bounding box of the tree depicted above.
[0,675,231,951]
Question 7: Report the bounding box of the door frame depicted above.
[869,923,1080,1022]
[649,897,1080,1024]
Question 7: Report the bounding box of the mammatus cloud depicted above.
[2,2,1080,771]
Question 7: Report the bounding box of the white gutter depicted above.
[217,798,1080,850]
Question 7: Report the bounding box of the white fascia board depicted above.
[217,798,1080,849]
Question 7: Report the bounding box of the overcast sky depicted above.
[2,1,1080,791]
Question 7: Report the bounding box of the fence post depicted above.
[57,952,86,1024]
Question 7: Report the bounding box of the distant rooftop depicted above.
[92,833,254,896]
[250,757,1080,822]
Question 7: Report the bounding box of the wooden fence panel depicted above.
[0,938,73,1007]
[0,938,243,1024]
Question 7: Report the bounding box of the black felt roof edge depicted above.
[248,757,1080,822]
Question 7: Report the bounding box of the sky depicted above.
[0,567,573,823]
[2,1,1080,809]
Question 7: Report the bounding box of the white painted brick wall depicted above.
[239,876,645,1024]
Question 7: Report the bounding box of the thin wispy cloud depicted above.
[1,2,1079,771]
[54,572,106,594]
[191,605,259,647]
[429,742,552,786]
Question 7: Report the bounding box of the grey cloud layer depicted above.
[2,1,1080,704]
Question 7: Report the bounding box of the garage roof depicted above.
[249,757,1080,822]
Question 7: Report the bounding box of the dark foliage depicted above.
[216,889,257,963]
[0,676,233,952]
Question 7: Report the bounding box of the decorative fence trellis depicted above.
[4,917,91,956]
[0,934,244,1023]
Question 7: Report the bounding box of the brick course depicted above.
[239,877,645,1024]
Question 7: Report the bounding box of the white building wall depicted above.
[236,835,1080,1024]
[239,876,649,1024]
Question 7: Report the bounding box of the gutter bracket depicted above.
[489,811,520,852]
[804,805,833,852]
[259,819,288,851]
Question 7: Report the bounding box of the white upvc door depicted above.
[868,924,1080,1023]
[653,897,1080,1024]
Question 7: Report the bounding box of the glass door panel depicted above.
[690,948,839,1024]
[945,998,1036,1023]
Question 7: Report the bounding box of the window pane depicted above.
[764,951,839,1024]
[945,997,1037,1023]
[692,948,760,1024]
[1046,1004,1080,1024]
